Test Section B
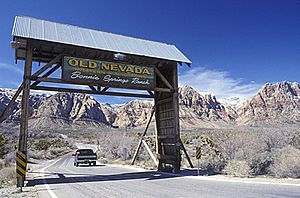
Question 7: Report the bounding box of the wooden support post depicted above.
[130,106,155,165]
[17,45,32,188]
[172,64,181,173]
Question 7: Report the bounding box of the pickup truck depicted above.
[73,149,97,166]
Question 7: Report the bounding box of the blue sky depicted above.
[0,0,299,103]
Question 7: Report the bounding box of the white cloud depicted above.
[179,66,263,101]
[0,62,23,75]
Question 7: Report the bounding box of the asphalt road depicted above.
[28,155,300,198]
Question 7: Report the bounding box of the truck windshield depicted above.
[77,149,94,155]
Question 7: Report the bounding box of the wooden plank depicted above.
[159,117,174,121]
[31,86,155,98]
[30,77,155,92]
[154,67,173,90]
[161,143,176,146]
[159,126,175,130]
[157,154,176,160]
[156,97,173,104]
[153,88,172,93]
[157,135,177,139]
[157,109,174,114]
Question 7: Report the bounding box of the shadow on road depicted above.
[27,168,215,187]
[27,171,180,187]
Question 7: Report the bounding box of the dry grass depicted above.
[269,146,300,178]
[223,160,252,177]
[0,166,15,187]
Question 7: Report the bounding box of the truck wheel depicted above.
[75,163,78,167]
[93,162,96,166]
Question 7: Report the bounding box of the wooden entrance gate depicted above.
[0,16,192,188]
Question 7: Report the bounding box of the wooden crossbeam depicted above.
[31,86,154,98]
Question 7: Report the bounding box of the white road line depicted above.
[40,158,62,198]
[186,176,300,186]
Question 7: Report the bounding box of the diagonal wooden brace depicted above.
[154,67,174,90]
[0,54,63,123]
[131,106,156,165]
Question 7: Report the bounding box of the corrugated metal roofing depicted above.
[12,16,191,64]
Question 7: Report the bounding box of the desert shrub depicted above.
[268,146,300,178]
[197,155,225,174]
[0,166,15,186]
[0,160,5,170]
[34,139,52,150]
[28,150,45,160]
[33,137,73,151]
[249,151,272,175]
[4,152,16,165]
[29,136,75,160]
[223,160,252,177]
[290,133,300,149]
[0,134,10,159]
[96,132,137,160]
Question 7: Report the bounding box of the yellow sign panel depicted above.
[196,147,201,159]
[62,56,155,89]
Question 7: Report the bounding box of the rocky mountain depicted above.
[112,100,153,127]
[107,85,235,128]
[30,93,108,127]
[0,88,47,122]
[178,85,236,128]
[237,82,300,124]
[1,81,300,128]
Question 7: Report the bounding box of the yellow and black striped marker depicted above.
[16,150,27,185]
[196,147,201,159]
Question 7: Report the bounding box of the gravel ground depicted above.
[0,158,56,198]
[0,184,37,198]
